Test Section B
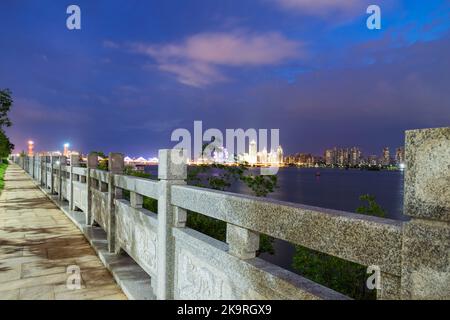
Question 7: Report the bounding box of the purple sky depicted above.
[1,0,449,157]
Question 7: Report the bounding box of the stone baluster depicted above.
[70,154,80,211]
[107,153,124,253]
[226,224,260,260]
[401,127,450,299]
[58,156,66,201]
[156,149,187,300]
[86,152,98,226]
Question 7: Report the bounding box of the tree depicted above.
[0,89,13,128]
[0,131,14,158]
[0,89,13,157]
[356,194,385,217]
[291,194,386,300]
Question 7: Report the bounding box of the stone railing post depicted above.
[156,149,187,300]
[69,154,80,211]
[226,224,260,260]
[50,155,56,194]
[38,155,43,184]
[43,155,48,189]
[107,153,124,253]
[31,155,35,179]
[86,152,98,226]
[401,127,450,299]
[58,156,66,201]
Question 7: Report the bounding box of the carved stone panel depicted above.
[176,248,234,299]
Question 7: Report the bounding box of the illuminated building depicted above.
[276,145,284,164]
[395,147,405,166]
[27,140,34,156]
[63,143,70,157]
[382,147,390,166]
[249,140,257,165]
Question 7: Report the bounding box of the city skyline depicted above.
[2,1,450,156]
[19,137,404,168]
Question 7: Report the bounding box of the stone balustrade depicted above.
[11,127,450,300]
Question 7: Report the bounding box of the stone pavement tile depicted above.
[0,255,45,268]
[82,268,117,287]
[0,165,127,300]
[0,264,21,282]
[21,261,67,278]
[22,245,48,258]
[0,289,20,300]
[0,246,23,257]
[19,285,55,300]
[0,272,67,292]
[47,246,94,260]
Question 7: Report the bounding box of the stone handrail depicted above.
[11,127,450,300]
[171,185,403,275]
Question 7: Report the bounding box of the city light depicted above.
[27,140,35,156]
[63,142,70,157]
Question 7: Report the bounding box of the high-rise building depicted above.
[276,145,284,164]
[324,148,336,166]
[350,147,362,166]
[260,147,268,164]
[368,155,378,166]
[382,147,390,166]
[395,147,405,165]
[249,140,257,164]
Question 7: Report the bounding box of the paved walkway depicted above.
[0,164,127,300]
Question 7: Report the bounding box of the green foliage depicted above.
[122,167,158,212]
[240,174,277,197]
[291,194,386,300]
[187,163,277,197]
[97,160,108,170]
[92,151,107,158]
[0,130,14,158]
[0,161,8,191]
[187,211,227,241]
[124,165,153,179]
[186,163,277,255]
[143,196,158,213]
[292,246,376,300]
[0,89,13,128]
[0,89,14,157]
[356,194,386,217]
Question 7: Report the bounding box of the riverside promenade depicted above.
[0,164,126,300]
[6,127,450,300]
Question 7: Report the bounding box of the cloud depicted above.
[122,118,183,133]
[132,31,302,87]
[270,0,369,18]
[103,40,120,49]
[10,97,88,124]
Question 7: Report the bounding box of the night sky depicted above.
[1,0,449,157]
